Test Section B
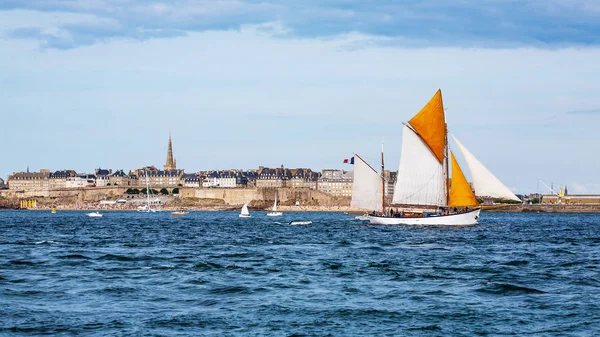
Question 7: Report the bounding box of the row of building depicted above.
[3,134,401,198]
[4,165,399,198]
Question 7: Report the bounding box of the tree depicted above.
[160,188,169,195]
[126,188,140,194]
[172,187,180,194]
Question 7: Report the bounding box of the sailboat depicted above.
[239,203,251,218]
[266,193,283,217]
[137,171,156,213]
[353,89,519,226]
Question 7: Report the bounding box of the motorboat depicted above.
[86,211,103,217]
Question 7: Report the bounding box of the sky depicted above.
[1,0,600,194]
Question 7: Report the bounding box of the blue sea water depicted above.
[1,210,599,336]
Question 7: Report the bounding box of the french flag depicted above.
[343,157,354,164]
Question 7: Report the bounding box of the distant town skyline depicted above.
[1,1,600,194]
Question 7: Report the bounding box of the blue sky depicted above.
[1,0,600,194]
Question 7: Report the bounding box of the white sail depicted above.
[392,125,446,207]
[272,197,277,212]
[241,204,250,216]
[350,154,383,212]
[452,136,520,201]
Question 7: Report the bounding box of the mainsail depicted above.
[448,152,479,207]
[392,125,446,206]
[452,136,520,201]
[351,154,383,212]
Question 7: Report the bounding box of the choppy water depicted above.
[1,210,599,336]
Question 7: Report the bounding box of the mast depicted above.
[444,122,449,207]
[381,143,385,215]
[146,170,150,209]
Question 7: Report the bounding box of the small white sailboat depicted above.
[138,171,156,213]
[352,89,519,226]
[266,194,283,217]
[86,211,103,217]
[239,203,251,218]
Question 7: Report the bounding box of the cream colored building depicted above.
[8,169,50,193]
[318,169,352,197]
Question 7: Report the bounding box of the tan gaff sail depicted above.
[448,152,479,207]
[351,154,383,212]
[408,89,447,164]
[452,136,520,202]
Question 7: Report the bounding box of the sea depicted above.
[1,210,599,336]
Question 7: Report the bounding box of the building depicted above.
[8,168,51,193]
[0,178,6,189]
[182,173,201,188]
[255,166,292,188]
[66,176,88,188]
[318,169,353,197]
[49,170,78,189]
[202,171,237,188]
[94,168,112,187]
[109,170,130,186]
[384,170,397,197]
[145,169,184,187]
[164,134,177,171]
[289,168,320,189]
[541,194,600,205]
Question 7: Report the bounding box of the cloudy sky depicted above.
[1,0,599,194]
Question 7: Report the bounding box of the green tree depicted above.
[160,188,169,195]
[172,188,180,194]
[126,188,140,194]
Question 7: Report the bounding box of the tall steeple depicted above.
[164,134,176,171]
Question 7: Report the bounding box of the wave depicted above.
[96,254,151,261]
[209,285,253,295]
[58,254,91,260]
[33,240,59,245]
[502,260,529,266]
[476,283,546,295]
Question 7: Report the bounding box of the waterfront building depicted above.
[541,194,600,205]
[145,169,184,187]
[49,170,78,189]
[202,171,237,188]
[384,170,397,197]
[256,166,292,188]
[109,170,130,186]
[289,168,319,189]
[94,168,112,187]
[66,176,88,188]
[8,169,50,193]
[79,174,97,187]
[182,173,201,188]
[0,178,6,189]
[318,169,353,197]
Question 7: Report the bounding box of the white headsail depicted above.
[452,136,520,201]
[351,154,383,213]
[392,125,446,206]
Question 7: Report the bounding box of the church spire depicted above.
[164,134,176,171]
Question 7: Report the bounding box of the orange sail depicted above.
[448,152,479,207]
[408,89,446,163]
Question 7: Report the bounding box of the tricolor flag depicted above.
[343,157,354,164]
